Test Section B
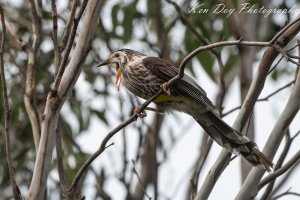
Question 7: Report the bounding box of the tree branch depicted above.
[131,160,152,200]
[51,0,60,73]
[68,89,162,195]
[52,0,88,91]
[260,130,294,200]
[258,150,300,190]
[0,6,22,200]
[235,48,300,199]
[222,80,295,117]
[55,122,68,196]
[272,188,300,200]
[26,1,102,199]
[22,0,43,152]
[196,15,300,200]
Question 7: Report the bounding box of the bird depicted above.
[97,48,273,172]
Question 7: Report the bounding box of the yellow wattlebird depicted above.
[98,49,273,172]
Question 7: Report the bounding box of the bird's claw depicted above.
[134,105,147,118]
[160,82,171,95]
[134,105,164,118]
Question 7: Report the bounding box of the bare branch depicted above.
[167,39,269,87]
[268,56,284,75]
[0,6,22,200]
[223,80,294,117]
[187,135,213,199]
[164,0,214,48]
[55,123,68,195]
[270,15,300,44]
[196,15,300,200]
[272,187,300,200]
[29,0,42,54]
[21,0,43,152]
[6,1,43,152]
[5,21,32,51]
[131,160,152,200]
[52,0,89,91]
[60,0,80,52]
[273,44,300,67]
[259,150,300,190]
[68,89,162,194]
[259,81,295,102]
[260,131,292,200]
[235,48,300,200]
[26,1,103,199]
[51,0,60,73]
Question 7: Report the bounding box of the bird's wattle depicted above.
[115,67,122,90]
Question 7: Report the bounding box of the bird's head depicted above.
[97,49,145,70]
[97,49,145,90]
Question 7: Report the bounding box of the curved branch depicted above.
[258,150,300,190]
[0,7,22,200]
[235,49,300,199]
[196,14,300,200]
[68,89,162,194]
[26,1,103,199]
[222,80,295,117]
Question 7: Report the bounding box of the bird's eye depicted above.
[115,53,120,58]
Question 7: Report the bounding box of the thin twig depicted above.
[260,130,293,199]
[270,15,300,44]
[0,6,22,200]
[131,160,152,200]
[167,39,269,86]
[257,81,295,101]
[20,0,42,152]
[60,0,80,51]
[257,81,300,191]
[273,44,300,67]
[68,90,162,194]
[29,0,42,54]
[267,56,284,75]
[52,0,89,91]
[55,122,68,195]
[272,187,300,200]
[51,0,60,73]
[222,80,295,117]
[5,21,32,51]
[165,0,213,47]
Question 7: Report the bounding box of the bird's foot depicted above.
[160,82,171,95]
[134,105,147,118]
[145,107,164,115]
[134,105,164,118]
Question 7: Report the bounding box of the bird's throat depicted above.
[115,67,122,91]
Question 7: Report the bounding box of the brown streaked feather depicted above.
[142,57,216,112]
[142,57,273,171]
[195,116,273,172]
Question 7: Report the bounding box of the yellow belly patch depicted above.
[153,95,180,103]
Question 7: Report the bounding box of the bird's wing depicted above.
[142,57,216,112]
[143,58,273,171]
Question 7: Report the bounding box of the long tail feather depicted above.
[194,111,273,172]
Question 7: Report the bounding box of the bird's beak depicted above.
[97,60,110,67]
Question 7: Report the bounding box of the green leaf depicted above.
[92,109,108,125]
[111,4,120,30]
[122,2,137,42]
[184,28,214,80]
[224,54,238,75]
[197,51,214,80]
